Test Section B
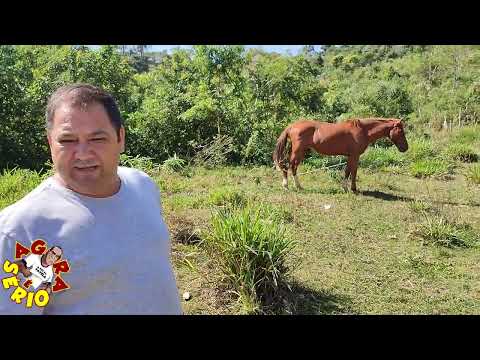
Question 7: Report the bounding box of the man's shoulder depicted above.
[0,178,74,238]
[118,166,157,189]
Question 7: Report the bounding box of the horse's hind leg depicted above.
[290,150,305,190]
[281,169,288,189]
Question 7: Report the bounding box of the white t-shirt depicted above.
[0,166,182,315]
[24,254,54,289]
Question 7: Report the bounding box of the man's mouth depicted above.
[74,165,99,173]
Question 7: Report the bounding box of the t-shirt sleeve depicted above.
[0,232,44,315]
[24,254,36,268]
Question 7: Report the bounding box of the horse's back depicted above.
[312,119,366,156]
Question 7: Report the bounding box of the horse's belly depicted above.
[313,142,349,156]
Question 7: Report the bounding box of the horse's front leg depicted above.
[344,161,351,179]
[349,155,360,193]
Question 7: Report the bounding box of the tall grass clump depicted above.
[443,143,478,163]
[162,153,187,173]
[208,187,247,207]
[466,164,480,184]
[409,159,453,178]
[406,138,437,162]
[416,216,479,248]
[207,204,296,313]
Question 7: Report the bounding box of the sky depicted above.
[149,45,321,54]
[90,45,322,55]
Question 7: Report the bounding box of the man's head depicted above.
[44,246,63,267]
[46,84,125,197]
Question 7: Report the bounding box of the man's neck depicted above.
[53,173,121,198]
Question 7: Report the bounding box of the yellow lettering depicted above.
[3,260,19,275]
[26,292,35,308]
[2,275,19,289]
[34,290,49,307]
[10,286,27,304]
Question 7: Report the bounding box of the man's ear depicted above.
[119,126,125,153]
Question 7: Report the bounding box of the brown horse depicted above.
[273,118,408,192]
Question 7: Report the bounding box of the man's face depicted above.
[47,102,125,197]
[45,248,62,266]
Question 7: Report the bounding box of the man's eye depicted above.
[92,138,106,142]
[59,139,75,144]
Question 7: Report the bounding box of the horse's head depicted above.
[388,119,408,152]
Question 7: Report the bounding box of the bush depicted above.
[192,135,235,168]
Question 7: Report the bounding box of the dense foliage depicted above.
[2,45,479,170]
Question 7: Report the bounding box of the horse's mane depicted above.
[346,118,395,127]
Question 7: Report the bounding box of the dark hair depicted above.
[45,83,123,138]
[49,246,63,259]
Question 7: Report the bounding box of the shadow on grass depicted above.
[296,187,348,195]
[360,190,413,202]
[264,281,355,315]
[361,190,480,207]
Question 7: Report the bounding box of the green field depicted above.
[1,126,479,314]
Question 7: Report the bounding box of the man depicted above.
[0,83,182,314]
[15,246,63,294]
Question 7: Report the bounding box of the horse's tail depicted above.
[273,126,291,172]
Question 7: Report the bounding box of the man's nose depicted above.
[75,142,93,159]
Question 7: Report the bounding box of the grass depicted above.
[443,143,478,163]
[408,199,435,213]
[360,146,405,170]
[452,126,480,144]
[415,216,479,249]
[0,168,44,209]
[409,159,453,178]
[207,187,247,207]
[162,154,187,173]
[466,164,480,184]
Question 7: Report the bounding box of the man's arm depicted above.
[37,282,52,294]
[14,259,32,277]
